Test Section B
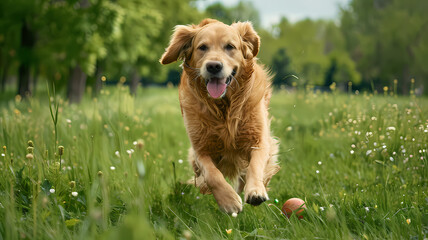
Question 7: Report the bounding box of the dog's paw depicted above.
[213,186,243,214]
[244,184,269,206]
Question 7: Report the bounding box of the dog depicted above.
[160,19,279,214]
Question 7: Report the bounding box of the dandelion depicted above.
[406,219,411,224]
[110,166,116,170]
[71,192,78,197]
[50,189,55,194]
[226,229,232,234]
[183,230,192,240]
[386,126,396,131]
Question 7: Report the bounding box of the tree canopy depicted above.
[0,0,426,98]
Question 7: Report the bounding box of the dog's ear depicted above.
[232,22,260,59]
[160,25,196,65]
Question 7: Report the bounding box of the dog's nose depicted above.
[206,61,223,74]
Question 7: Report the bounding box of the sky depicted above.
[196,0,351,28]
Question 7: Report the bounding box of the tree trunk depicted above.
[18,64,32,97]
[67,64,87,103]
[17,21,35,97]
[130,69,140,96]
[401,65,410,95]
[94,61,104,96]
[1,60,10,92]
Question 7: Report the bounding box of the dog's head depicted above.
[160,19,260,99]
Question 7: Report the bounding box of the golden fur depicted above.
[160,19,279,214]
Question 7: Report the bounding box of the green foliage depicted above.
[259,17,360,87]
[0,87,426,239]
[205,1,261,27]
[340,0,428,93]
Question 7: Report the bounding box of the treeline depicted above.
[207,0,427,95]
[0,0,427,102]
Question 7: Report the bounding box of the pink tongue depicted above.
[207,78,227,98]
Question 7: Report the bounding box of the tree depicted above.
[0,0,45,96]
[271,48,295,87]
[205,1,260,28]
[340,0,428,94]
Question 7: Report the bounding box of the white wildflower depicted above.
[50,189,55,194]
[115,151,120,157]
[386,126,396,131]
[72,192,78,197]
[110,166,116,170]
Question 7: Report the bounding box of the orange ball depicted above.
[282,198,306,219]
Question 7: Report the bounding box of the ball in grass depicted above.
[282,198,306,219]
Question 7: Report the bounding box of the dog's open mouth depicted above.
[205,70,236,99]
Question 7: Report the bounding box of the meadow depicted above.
[0,85,426,239]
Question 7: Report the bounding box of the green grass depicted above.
[0,86,427,239]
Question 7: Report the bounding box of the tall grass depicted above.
[0,86,426,239]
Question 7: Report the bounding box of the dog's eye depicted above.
[225,44,235,50]
[198,44,208,51]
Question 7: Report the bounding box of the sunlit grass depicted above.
[0,86,426,239]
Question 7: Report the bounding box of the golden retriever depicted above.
[160,19,279,214]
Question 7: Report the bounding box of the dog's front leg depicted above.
[244,141,269,206]
[197,155,243,213]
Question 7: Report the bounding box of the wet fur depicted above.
[160,19,280,213]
